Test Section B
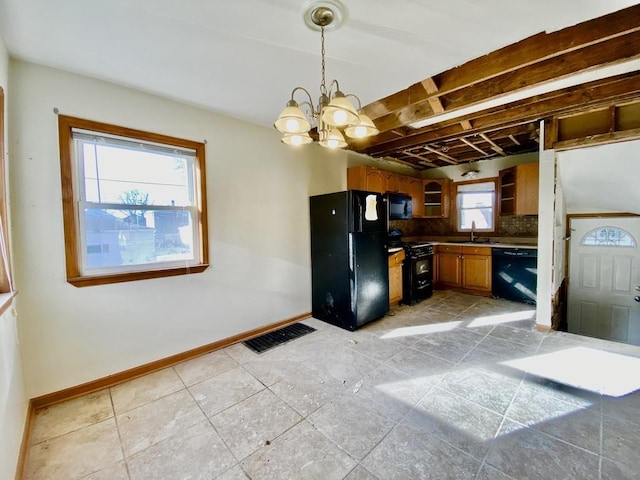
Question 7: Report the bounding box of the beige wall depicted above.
[8,60,346,399]
[0,38,29,480]
[421,151,538,182]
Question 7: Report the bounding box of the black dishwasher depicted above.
[492,248,537,304]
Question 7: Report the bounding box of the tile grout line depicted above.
[108,387,132,480]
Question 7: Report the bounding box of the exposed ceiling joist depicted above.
[363,4,640,132]
[351,4,640,171]
[460,137,489,156]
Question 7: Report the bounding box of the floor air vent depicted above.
[243,322,316,354]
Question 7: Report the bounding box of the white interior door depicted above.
[567,217,640,345]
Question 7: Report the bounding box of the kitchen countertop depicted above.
[404,236,538,249]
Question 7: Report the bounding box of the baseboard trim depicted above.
[30,312,311,410]
[14,399,35,480]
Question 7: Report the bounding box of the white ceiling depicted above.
[0,0,638,130]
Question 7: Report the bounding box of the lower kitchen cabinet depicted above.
[435,245,492,295]
[388,249,406,307]
[436,246,462,287]
[461,246,492,293]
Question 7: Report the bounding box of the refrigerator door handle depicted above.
[354,194,363,232]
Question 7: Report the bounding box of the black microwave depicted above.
[386,192,413,220]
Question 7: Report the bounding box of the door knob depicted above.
[636,286,640,291]
[635,296,640,302]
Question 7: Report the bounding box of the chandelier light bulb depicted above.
[286,118,302,132]
[352,125,368,138]
[332,109,348,126]
[281,132,313,146]
[320,128,347,149]
[345,113,379,139]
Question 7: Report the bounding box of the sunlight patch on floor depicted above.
[503,346,640,397]
[466,309,536,328]
[373,372,585,441]
[380,321,462,339]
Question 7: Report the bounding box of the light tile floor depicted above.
[25,291,640,479]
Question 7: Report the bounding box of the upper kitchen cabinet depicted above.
[407,178,425,217]
[498,162,539,216]
[422,179,451,218]
[347,165,387,193]
[347,166,412,195]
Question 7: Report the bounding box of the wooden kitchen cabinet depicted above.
[435,245,462,288]
[347,165,387,193]
[435,244,492,295]
[423,179,451,218]
[499,162,539,216]
[461,246,492,293]
[408,178,425,217]
[388,249,406,307]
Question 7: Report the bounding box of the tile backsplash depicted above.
[498,215,538,237]
[390,215,538,238]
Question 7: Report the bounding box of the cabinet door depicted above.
[437,252,461,287]
[365,168,387,193]
[388,263,402,306]
[385,172,399,192]
[515,162,539,215]
[462,254,492,292]
[407,178,425,217]
[397,175,410,194]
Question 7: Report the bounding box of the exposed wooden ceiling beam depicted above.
[363,4,640,124]
[460,137,490,156]
[479,133,507,156]
[401,150,436,167]
[422,145,458,164]
[361,72,640,156]
[372,30,640,133]
[421,77,445,114]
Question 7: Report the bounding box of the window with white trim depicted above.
[58,116,209,286]
[456,180,496,233]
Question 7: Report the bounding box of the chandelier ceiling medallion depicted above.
[274,0,379,149]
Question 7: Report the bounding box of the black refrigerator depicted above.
[310,190,389,331]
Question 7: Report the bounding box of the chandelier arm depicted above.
[327,79,341,98]
[344,93,362,110]
[290,86,313,105]
[290,87,318,117]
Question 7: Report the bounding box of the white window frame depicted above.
[58,115,209,287]
[455,179,497,234]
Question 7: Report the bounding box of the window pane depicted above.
[456,180,496,232]
[60,115,208,285]
[83,208,195,270]
[81,142,193,206]
[460,192,493,209]
[460,208,493,230]
[581,227,637,247]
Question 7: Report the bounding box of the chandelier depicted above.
[274,1,379,149]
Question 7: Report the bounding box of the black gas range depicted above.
[402,241,434,305]
[388,231,434,306]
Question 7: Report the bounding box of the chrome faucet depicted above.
[470,220,476,242]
